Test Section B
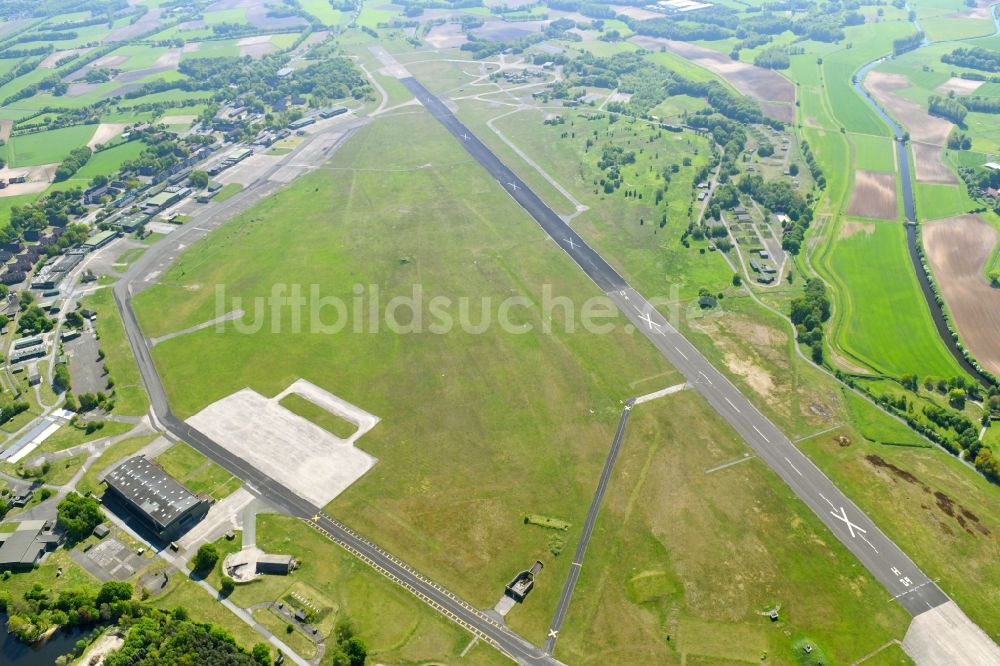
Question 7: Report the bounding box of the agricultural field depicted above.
[820,219,964,378]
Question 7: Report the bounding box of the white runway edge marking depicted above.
[752,424,770,442]
[784,456,803,476]
[724,396,741,412]
[633,382,688,405]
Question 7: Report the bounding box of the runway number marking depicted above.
[784,456,803,476]
[752,425,770,442]
[830,506,867,539]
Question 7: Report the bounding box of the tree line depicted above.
[941,47,1000,73]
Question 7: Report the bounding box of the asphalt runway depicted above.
[399,75,951,645]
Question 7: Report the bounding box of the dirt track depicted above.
[846,170,898,219]
[922,215,1000,376]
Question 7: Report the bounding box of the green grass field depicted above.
[915,182,976,221]
[226,514,510,665]
[851,133,896,172]
[213,182,243,202]
[133,109,680,645]
[278,393,356,439]
[823,220,964,378]
[556,390,911,664]
[299,0,342,25]
[5,124,97,167]
[84,287,150,417]
[155,442,243,500]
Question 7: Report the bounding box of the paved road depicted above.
[110,117,565,666]
[400,76,951,633]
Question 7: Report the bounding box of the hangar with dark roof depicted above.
[103,455,212,541]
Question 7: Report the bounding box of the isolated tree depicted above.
[192,544,219,575]
[220,576,235,596]
[251,644,271,666]
[57,493,104,543]
[188,170,210,189]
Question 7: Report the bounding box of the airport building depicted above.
[103,456,212,541]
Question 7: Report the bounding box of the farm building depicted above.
[103,456,213,541]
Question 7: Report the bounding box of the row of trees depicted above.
[54,146,93,182]
[928,94,967,125]
[789,278,830,363]
[893,31,924,56]
[941,46,1000,73]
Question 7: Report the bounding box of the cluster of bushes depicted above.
[56,492,104,543]
[54,146,93,182]
[753,47,790,70]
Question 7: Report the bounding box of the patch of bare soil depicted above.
[846,170,898,219]
[865,71,951,145]
[935,77,985,96]
[866,454,990,536]
[922,215,1000,376]
[912,142,958,184]
[839,219,876,239]
[88,123,126,149]
[630,35,795,108]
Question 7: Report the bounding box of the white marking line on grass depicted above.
[752,424,770,442]
[784,456,803,476]
[634,382,688,405]
[704,453,752,474]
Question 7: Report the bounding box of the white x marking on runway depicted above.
[564,237,577,250]
[830,506,867,539]
[548,629,559,638]
[638,311,662,332]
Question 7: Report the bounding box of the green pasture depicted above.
[357,5,398,28]
[915,181,976,221]
[851,133,896,172]
[5,124,96,167]
[823,219,965,378]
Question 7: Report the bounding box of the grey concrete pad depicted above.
[903,601,1000,665]
[186,380,379,507]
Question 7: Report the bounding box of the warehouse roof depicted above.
[104,456,201,530]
